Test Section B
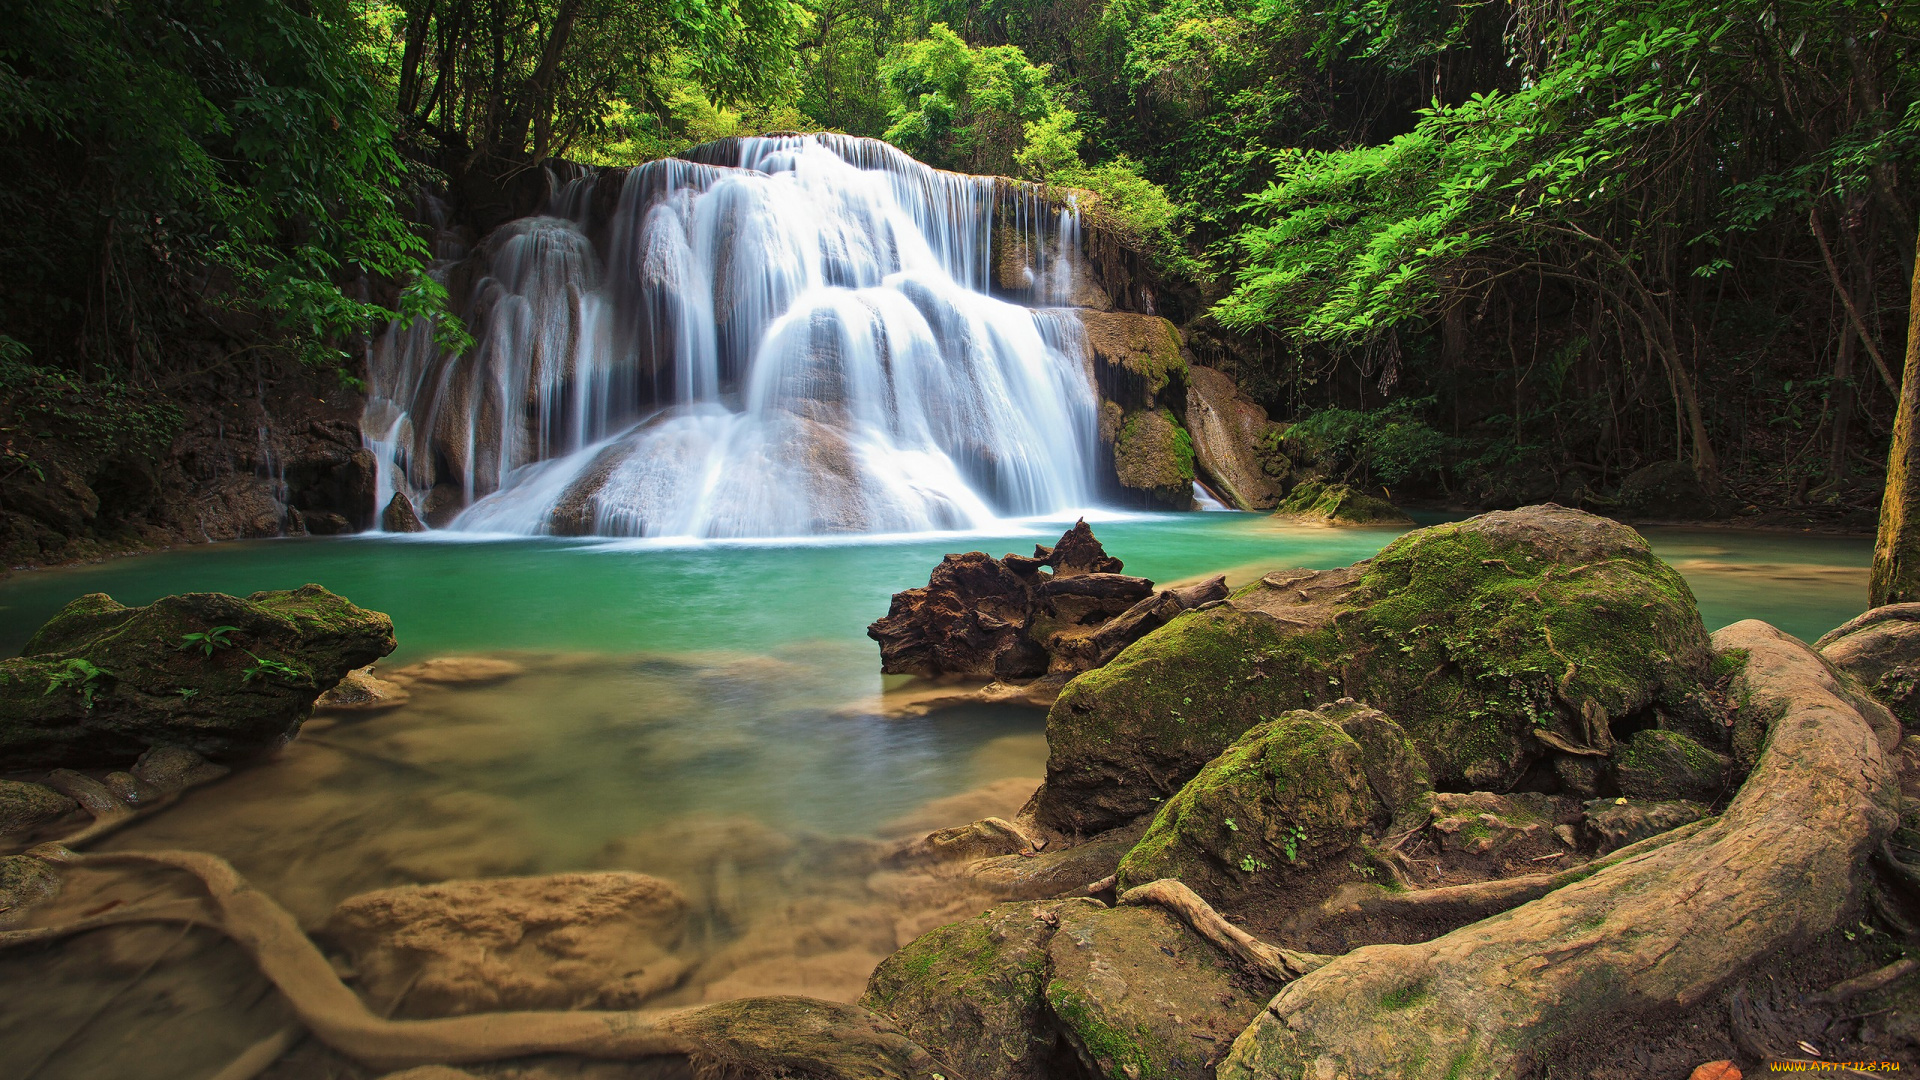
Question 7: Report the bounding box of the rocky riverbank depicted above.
[4,507,1916,1078]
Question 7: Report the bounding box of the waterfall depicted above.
[365,133,1103,538]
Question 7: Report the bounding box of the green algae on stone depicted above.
[1115,703,1428,894]
[863,899,1094,1080]
[1,583,394,768]
[1045,902,1271,1080]
[1271,478,1411,525]
[1113,407,1196,509]
[1614,729,1727,802]
[1035,505,1715,834]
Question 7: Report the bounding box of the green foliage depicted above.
[1285,398,1457,485]
[881,23,1064,175]
[1053,158,1207,279]
[178,626,239,657]
[0,350,184,474]
[45,658,108,709]
[240,652,305,684]
[0,0,450,377]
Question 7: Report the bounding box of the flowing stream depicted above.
[0,513,1877,1078]
[364,135,1099,538]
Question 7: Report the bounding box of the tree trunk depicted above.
[1871,220,1920,606]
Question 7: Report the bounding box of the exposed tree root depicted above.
[1118,877,1331,983]
[1811,956,1920,1005]
[1324,819,1712,927]
[4,846,947,1078]
[207,1023,304,1080]
[1218,620,1901,1079]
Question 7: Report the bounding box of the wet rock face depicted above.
[1818,604,1920,727]
[322,872,690,1017]
[1,584,395,769]
[1115,702,1430,895]
[1037,505,1715,834]
[867,520,1223,681]
[1186,364,1282,511]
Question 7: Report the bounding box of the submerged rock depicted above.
[1817,603,1920,727]
[323,871,690,1016]
[316,664,413,711]
[385,655,525,686]
[1186,365,1283,511]
[1036,505,1714,833]
[1271,478,1411,525]
[0,779,77,837]
[1,584,395,769]
[1115,702,1428,895]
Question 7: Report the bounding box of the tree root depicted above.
[1218,620,1902,1079]
[208,1024,304,1080]
[1811,956,1920,1005]
[1118,878,1331,983]
[4,846,946,1078]
[1325,818,1711,928]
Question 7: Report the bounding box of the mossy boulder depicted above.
[1045,901,1272,1080]
[1271,479,1411,525]
[1115,702,1428,894]
[1076,311,1188,411]
[1614,728,1727,802]
[1112,407,1195,510]
[1036,505,1714,833]
[1817,604,1920,727]
[1,584,395,769]
[1581,797,1708,853]
[863,899,1096,1080]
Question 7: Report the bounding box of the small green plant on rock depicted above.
[46,658,107,708]
[1282,823,1308,863]
[1239,855,1271,873]
[178,625,238,656]
[241,652,304,683]
[176,687,199,700]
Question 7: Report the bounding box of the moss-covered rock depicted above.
[1,584,395,769]
[1046,901,1272,1080]
[1614,728,1727,802]
[1115,702,1427,894]
[1036,505,1714,833]
[1112,408,1195,510]
[1076,311,1187,411]
[0,779,77,837]
[863,899,1095,1080]
[1271,479,1411,525]
[0,853,60,925]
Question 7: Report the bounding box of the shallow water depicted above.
[0,512,1876,1077]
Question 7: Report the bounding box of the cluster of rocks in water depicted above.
[7,504,1920,1079]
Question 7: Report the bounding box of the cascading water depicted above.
[364,134,1104,538]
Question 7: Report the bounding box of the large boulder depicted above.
[863,899,1085,1080]
[322,872,689,1017]
[1817,604,1920,727]
[1613,728,1727,802]
[1116,702,1430,896]
[2,584,395,769]
[1076,311,1187,412]
[1271,478,1411,525]
[1186,364,1283,511]
[862,897,1272,1080]
[1036,505,1715,833]
[1111,407,1195,510]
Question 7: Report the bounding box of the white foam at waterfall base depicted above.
[368,134,1103,539]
